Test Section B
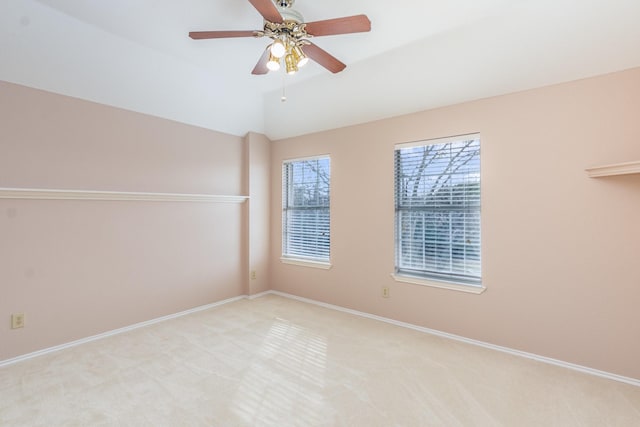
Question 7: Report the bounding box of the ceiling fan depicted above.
[189,0,371,75]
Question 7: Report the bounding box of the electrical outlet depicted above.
[11,313,25,329]
[250,270,257,280]
[382,287,390,298]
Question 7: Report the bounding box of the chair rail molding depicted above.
[0,187,249,203]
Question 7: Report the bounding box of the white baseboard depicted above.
[265,290,640,388]
[0,295,246,368]
[3,290,638,388]
[248,290,272,300]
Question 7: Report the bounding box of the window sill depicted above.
[391,274,486,294]
[281,257,332,270]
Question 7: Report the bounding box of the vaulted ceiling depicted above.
[2,0,640,140]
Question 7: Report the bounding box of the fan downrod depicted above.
[276,0,294,8]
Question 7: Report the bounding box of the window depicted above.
[394,134,481,287]
[282,156,331,264]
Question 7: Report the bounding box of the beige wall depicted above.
[0,82,248,360]
[270,68,640,380]
[244,132,271,296]
[3,68,640,381]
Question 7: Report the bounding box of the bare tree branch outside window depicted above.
[283,157,331,261]
[395,137,481,285]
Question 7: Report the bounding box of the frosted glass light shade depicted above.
[285,53,298,75]
[291,45,309,67]
[270,40,286,58]
[267,52,280,71]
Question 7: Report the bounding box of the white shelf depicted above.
[585,161,640,178]
[0,187,249,203]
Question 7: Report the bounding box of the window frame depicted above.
[281,155,331,269]
[393,134,484,293]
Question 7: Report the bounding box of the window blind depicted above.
[282,157,330,261]
[394,135,481,285]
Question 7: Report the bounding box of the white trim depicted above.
[585,160,640,177]
[4,290,637,388]
[282,154,331,163]
[280,257,332,270]
[0,187,249,203]
[392,273,486,294]
[265,290,640,388]
[0,295,246,368]
[248,290,272,300]
[395,133,480,149]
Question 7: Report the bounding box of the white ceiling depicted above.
[1,0,639,140]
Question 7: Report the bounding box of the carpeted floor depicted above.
[1,294,639,426]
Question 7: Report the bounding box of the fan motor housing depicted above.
[276,2,303,23]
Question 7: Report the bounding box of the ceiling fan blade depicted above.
[189,30,256,40]
[248,0,283,24]
[304,14,371,37]
[303,42,346,73]
[252,48,271,75]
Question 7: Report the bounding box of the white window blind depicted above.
[394,135,481,286]
[282,156,330,261]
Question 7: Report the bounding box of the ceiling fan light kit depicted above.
[188,0,371,75]
[267,52,281,70]
[269,38,287,58]
[291,44,309,67]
